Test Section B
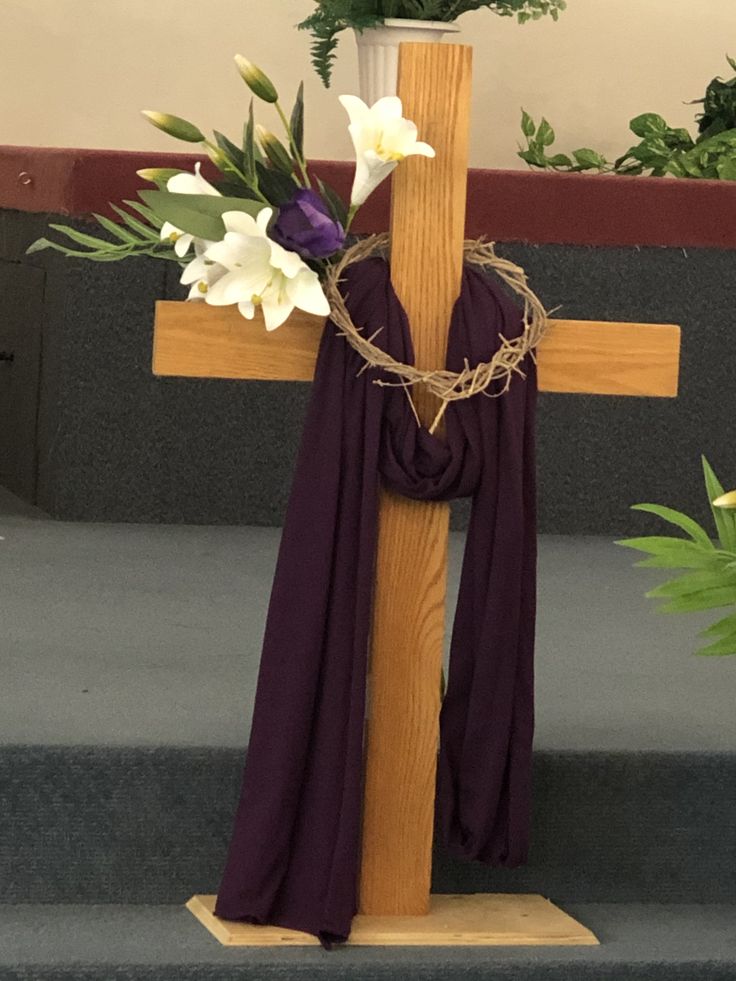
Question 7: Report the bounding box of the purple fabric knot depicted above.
[271,189,345,259]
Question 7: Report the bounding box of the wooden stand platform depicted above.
[187,894,599,947]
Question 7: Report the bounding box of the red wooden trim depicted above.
[2,145,734,249]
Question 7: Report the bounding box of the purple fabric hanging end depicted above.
[214,257,537,945]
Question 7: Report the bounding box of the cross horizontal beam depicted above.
[152,302,680,398]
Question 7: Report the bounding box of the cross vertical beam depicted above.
[358,42,473,916]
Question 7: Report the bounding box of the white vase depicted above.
[354,18,461,105]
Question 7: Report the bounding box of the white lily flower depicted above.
[339,95,435,207]
[160,162,220,258]
[203,209,330,331]
[180,240,227,300]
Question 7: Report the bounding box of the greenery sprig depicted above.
[299,0,566,87]
[618,457,736,657]
[518,56,736,180]
[28,62,347,264]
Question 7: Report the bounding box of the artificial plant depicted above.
[618,457,736,656]
[519,55,736,179]
[299,0,566,86]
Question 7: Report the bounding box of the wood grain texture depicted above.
[187,893,599,946]
[358,42,473,917]
[536,320,681,397]
[152,305,681,398]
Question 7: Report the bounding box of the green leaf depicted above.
[214,130,246,172]
[617,536,720,569]
[572,147,606,170]
[243,100,257,185]
[109,205,158,240]
[537,118,555,147]
[521,110,536,138]
[90,213,139,244]
[317,178,348,228]
[695,615,736,657]
[701,612,736,637]
[631,503,713,548]
[290,82,305,160]
[547,153,573,168]
[123,199,163,228]
[47,224,127,251]
[702,456,736,550]
[716,155,736,180]
[629,113,668,138]
[647,569,736,599]
[617,535,705,555]
[255,162,298,205]
[656,585,736,613]
[139,191,262,240]
[26,237,54,255]
[517,147,547,168]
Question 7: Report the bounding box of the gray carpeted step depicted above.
[2,745,735,905]
[0,903,734,980]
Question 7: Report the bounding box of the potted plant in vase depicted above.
[299,0,567,103]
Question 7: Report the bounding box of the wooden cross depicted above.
[156,44,680,945]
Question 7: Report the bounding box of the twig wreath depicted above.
[326,233,549,433]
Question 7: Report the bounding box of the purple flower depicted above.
[271,189,345,260]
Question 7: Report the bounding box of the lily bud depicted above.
[256,125,294,174]
[141,111,205,144]
[713,490,736,509]
[235,55,278,103]
[137,168,183,184]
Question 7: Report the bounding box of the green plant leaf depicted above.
[702,456,736,551]
[717,155,736,180]
[109,205,159,239]
[631,503,713,548]
[214,130,246,172]
[629,113,668,138]
[656,585,736,613]
[255,162,298,205]
[695,631,736,656]
[139,191,262,240]
[617,536,723,570]
[90,214,139,244]
[317,178,348,228]
[243,100,257,186]
[521,110,536,138]
[547,153,573,167]
[123,199,164,228]
[572,147,606,170]
[290,82,305,160]
[536,118,555,146]
[647,568,736,600]
[46,224,127,251]
[701,612,736,637]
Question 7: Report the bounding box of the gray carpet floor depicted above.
[1,903,735,980]
[2,487,733,751]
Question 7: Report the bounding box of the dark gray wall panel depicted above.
[3,210,733,532]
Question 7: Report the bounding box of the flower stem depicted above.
[203,140,270,203]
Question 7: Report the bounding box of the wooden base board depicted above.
[186,894,599,947]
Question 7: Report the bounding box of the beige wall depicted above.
[2,0,734,169]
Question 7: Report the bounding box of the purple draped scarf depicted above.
[215,257,537,944]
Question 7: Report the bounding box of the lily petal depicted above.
[285,269,331,317]
[222,210,267,238]
[339,94,371,127]
[261,295,296,331]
